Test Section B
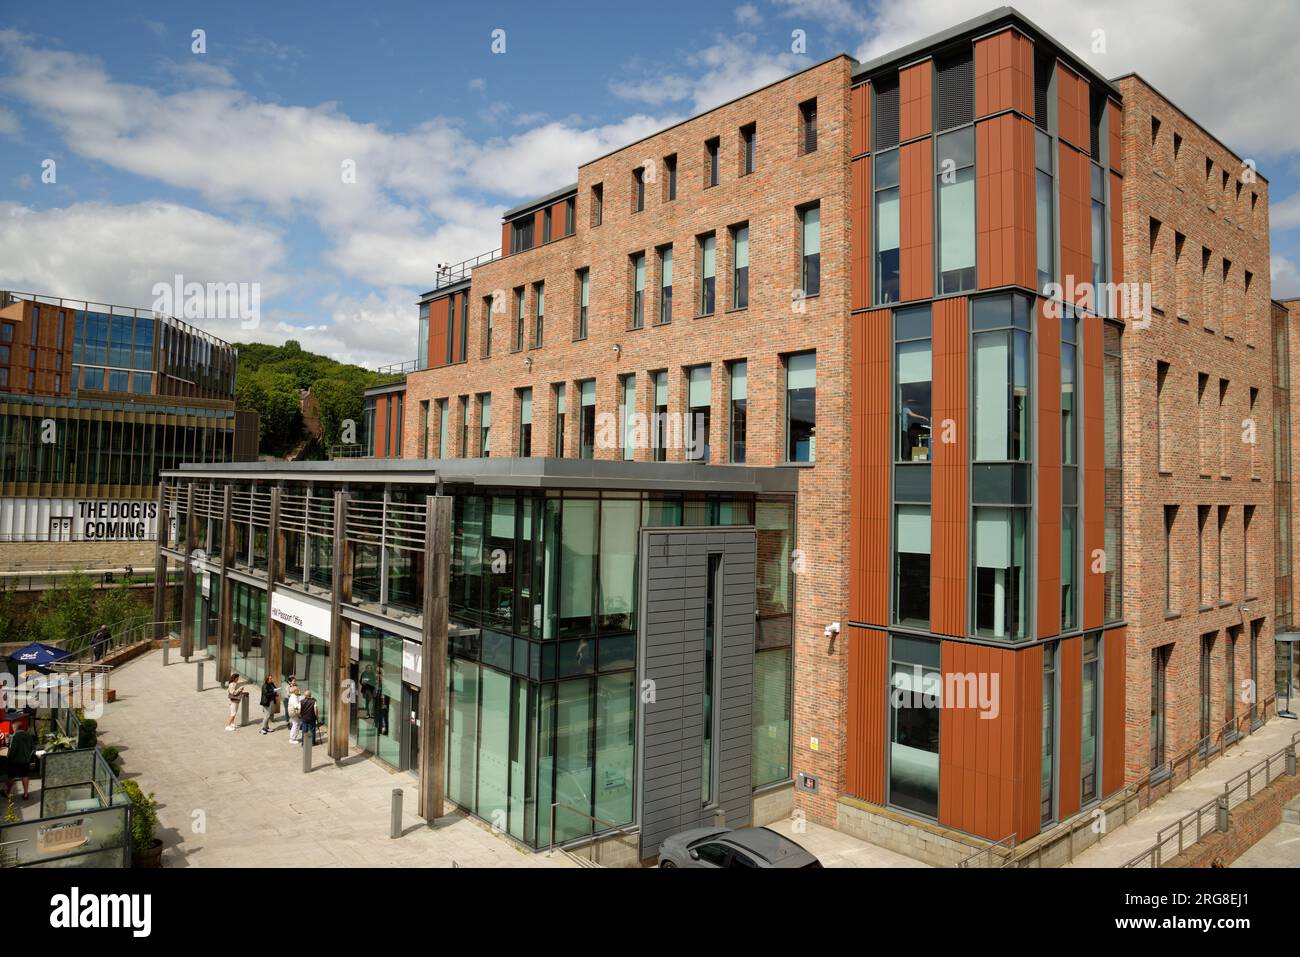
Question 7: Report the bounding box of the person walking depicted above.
[278,673,295,726]
[92,624,111,662]
[286,680,303,743]
[298,689,319,747]
[225,673,244,731]
[258,674,279,735]
[3,723,36,800]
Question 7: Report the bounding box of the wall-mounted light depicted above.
[612,343,621,355]
[523,356,532,370]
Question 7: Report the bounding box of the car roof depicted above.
[718,828,815,865]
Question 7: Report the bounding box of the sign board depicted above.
[402,640,422,687]
[269,589,331,641]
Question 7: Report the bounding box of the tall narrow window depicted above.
[631,252,646,329]
[579,379,596,459]
[699,233,716,315]
[459,395,468,458]
[741,123,756,175]
[518,388,532,456]
[1035,130,1054,292]
[702,553,722,804]
[533,281,544,347]
[652,371,668,462]
[705,137,720,187]
[620,374,636,462]
[482,295,493,358]
[1091,162,1107,299]
[513,288,525,352]
[875,150,900,303]
[576,268,590,340]
[1225,628,1238,730]
[418,399,430,457]
[972,294,1031,462]
[553,384,566,457]
[1218,505,1229,601]
[478,393,492,457]
[732,224,749,309]
[437,398,449,458]
[889,635,939,817]
[895,504,931,627]
[565,197,575,235]
[591,183,603,226]
[1166,505,1179,613]
[633,166,645,212]
[974,507,1027,640]
[543,206,552,243]
[936,127,975,293]
[445,297,456,365]
[1081,635,1099,803]
[687,365,711,463]
[785,351,816,463]
[664,154,677,201]
[800,99,818,154]
[459,293,468,362]
[658,245,673,324]
[1156,361,1171,471]
[1198,504,1212,607]
[1151,645,1170,770]
[1041,645,1056,825]
[729,360,747,463]
[896,305,933,462]
[800,204,820,297]
[1199,632,1215,749]
[417,300,430,371]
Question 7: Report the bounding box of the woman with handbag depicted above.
[225,673,244,732]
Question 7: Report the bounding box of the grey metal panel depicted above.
[636,526,756,859]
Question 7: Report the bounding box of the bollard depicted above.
[390,788,403,839]
[196,661,204,692]
[1216,794,1230,832]
[302,734,313,774]
[163,639,169,666]
[713,807,726,829]
[1287,747,1297,777]
[240,691,249,727]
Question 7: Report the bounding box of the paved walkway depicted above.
[1231,819,1300,867]
[95,649,572,868]
[1066,714,1300,867]
[764,817,931,867]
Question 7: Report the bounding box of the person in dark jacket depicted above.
[259,674,280,734]
[298,689,319,746]
[92,624,111,661]
[4,724,36,800]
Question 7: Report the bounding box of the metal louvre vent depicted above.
[1089,89,1105,159]
[935,49,974,131]
[1034,54,1052,129]
[874,76,900,149]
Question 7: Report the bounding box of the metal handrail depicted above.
[426,248,500,292]
[547,802,638,866]
[956,831,1017,868]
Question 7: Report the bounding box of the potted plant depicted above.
[77,717,98,750]
[100,745,121,774]
[120,779,162,868]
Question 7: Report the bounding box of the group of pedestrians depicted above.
[223,672,320,746]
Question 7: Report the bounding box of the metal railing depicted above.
[956,831,1017,868]
[375,359,421,376]
[546,803,639,867]
[427,248,500,292]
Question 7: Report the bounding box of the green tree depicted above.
[32,573,97,651]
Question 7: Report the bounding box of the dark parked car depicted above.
[657,826,822,868]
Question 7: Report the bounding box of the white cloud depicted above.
[771,0,868,31]
[1271,191,1300,232]
[0,104,18,135]
[735,4,763,28]
[1273,254,1300,299]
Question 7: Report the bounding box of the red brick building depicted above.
[361,8,1291,861]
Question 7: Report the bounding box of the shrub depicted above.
[119,779,159,854]
[100,745,121,770]
[76,718,98,750]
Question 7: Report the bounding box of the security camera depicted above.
[612,343,621,354]
[823,621,841,639]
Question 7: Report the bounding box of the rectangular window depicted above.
[1243,503,1255,597]
[1166,505,1179,613]
[974,506,1028,640]
[445,297,456,365]
[936,127,975,294]
[1061,312,1078,465]
[591,183,603,226]
[705,137,719,187]
[1062,506,1077,631]
[620,374,636,462]
[731,224,749,309]
[459,294,468,362]
[437,398,449,459]
[579,379,596,459]
[896,305,932,462]
[1198,504,1211,606]
[1151,645,1170,769]
[657,245,673,324]
[699,233,716,315]
[553,384,566,457]
[785,351,816,463]
[895,504,931,627]
[687,365,711,463]
[533,281,544,347]
[800,99,818,154]
[478,393,492,457]
[741,123,756,175]
[1091,162,1107,297]
[1199,632,1215,747]
[653,371,668,462]
[729,360,747,463]
[417,300,430,371]
[513,288,525,352]
[1225,629,1238,729]
[875,150,900,303]
[664,154,677,201]
[459,395,469,457]
[1041,645,1056,825]
[631,252,645,329]
[702,552,723,804]
[972,296,1031,462]
[576,269,589,340]
[1081,634,1100,804]
[632,167,645,212]
[935,46,974,130]
[1156,361,1171,471]
[510,217,534,254]
[800,203,820,297]
[543,206,552,243]
[1218,505,1229,601]
[889,635,939,817]
[419,399,430,457]
[565,197,575,235]
[518,388,532,456]
[482,295,494,358]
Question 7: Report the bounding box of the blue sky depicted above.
[2,0,1298,367]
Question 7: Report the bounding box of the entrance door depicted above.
[636,526,756,860]
[48,517,71,542]
[407,687,420,773]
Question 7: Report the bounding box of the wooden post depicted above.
[418,495,451,822]
[328,490,353,761]
[265,488,283,683]
[152,481,168,645]
[217,485,234,679]
[179,483,197,659]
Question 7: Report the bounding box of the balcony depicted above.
[425,247,501,295]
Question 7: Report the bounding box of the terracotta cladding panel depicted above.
[1102,625,1127,796]
[1038,302,1061,639]
[1056,64,1090,155]
[1058,144,1092,303]
[1017,642,1044,840]
[845,625,887,802]
[976,113,1035,290]
[851,309,892,624]
[974,29,1034,118]
[373,395,389,457]
[851,83,870,157]
[501,221,511,256]
[1109,171,1124,286]
[550,201,567,239]
[899,139,934,302]
[1081,313,1104,629]
[931,297,967,637]
[533,208,546,243]
[939,642,1031,840]
[899,60,933,142]
[851,157,871,310]
[1057,635,1082,819]
[429,295,450,369]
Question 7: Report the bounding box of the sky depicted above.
[2,0,1299,368]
